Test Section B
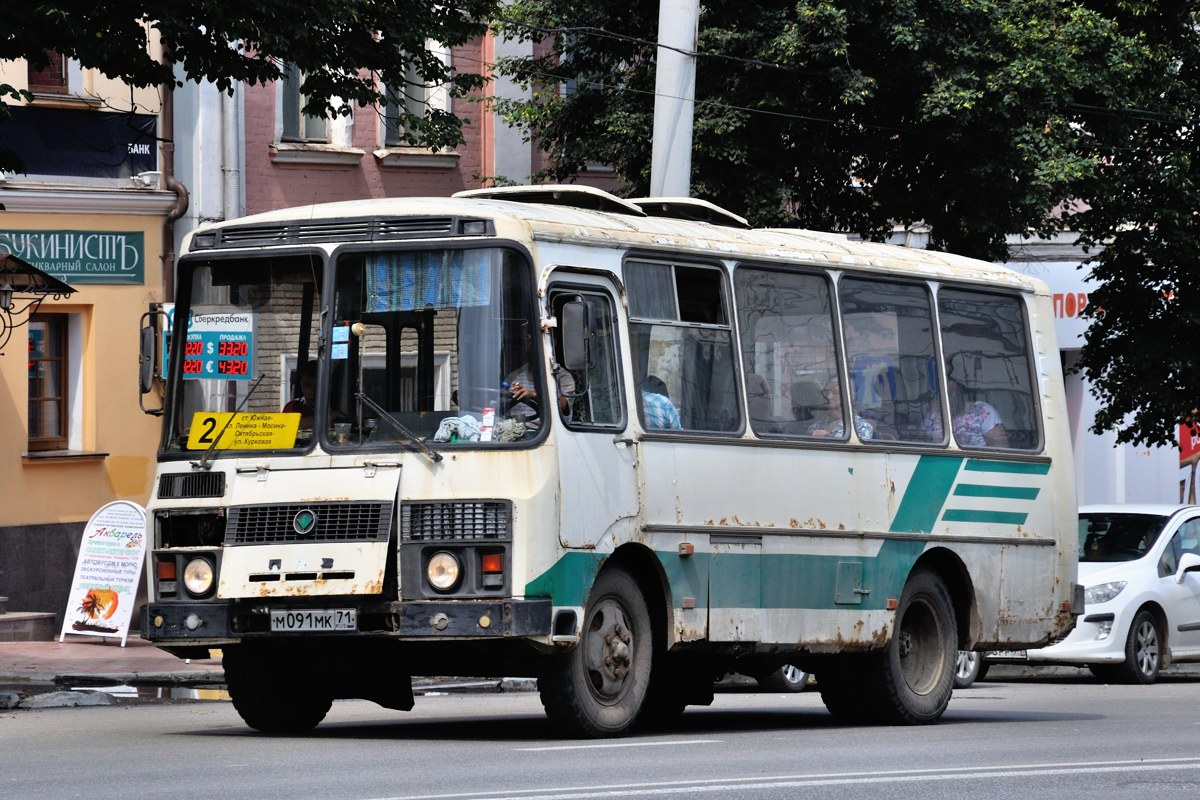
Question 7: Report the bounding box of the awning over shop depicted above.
[0,252,77,354]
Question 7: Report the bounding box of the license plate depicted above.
[269,609,357,632]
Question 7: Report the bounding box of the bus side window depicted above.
[839,278,939,444]
[937,289,1041,450]
[627,260,740,432]
[734,266,837,439]
[551,290,623,428]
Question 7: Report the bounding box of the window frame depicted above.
[27,313,70,451]
[625,257,741,434]
[548,285,627,432]
[381,43,452,149]
[280,63,331,144]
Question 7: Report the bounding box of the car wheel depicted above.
[954,651,982,689]
[1117,609,1162,685]
[757,663,810,693]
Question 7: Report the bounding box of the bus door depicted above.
[548,280,639,549]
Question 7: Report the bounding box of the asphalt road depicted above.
[2,673,1198,800]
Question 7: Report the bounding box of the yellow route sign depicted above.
[186,412,301,450]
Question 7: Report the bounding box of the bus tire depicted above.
[817,659,873,723]
[224,646,332,734]
[868,567,956,724]
[539,567,653,737]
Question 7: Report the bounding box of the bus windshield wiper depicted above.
[192,373,266,471]
[356,391,443,463]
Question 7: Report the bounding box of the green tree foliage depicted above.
[0,1,497,171]
[495,0,1199,446]
[1066,1,1200,447]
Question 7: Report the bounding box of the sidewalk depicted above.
[0,636,533,710]
[0,636,223,691]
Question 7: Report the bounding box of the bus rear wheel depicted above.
[539,566,653,737]
[866,568,956,724]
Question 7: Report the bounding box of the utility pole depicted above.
[649,0,699,197]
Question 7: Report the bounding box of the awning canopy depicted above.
[0,252,78,353]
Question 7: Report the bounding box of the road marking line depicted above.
[513,739,721,752]
[367,756,1200,800]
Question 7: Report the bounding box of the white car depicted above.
[1023,504,1200,683]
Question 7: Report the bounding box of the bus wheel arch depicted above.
[915,547,979,652]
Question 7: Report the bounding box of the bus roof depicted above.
[183,187,1037,291]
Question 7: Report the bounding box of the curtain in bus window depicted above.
[365,250,493,313]
[626,262,676,319]
[937,289,1039,450]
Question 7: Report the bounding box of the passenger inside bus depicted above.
[506,325,575,418]
[923,376,1009,447]
[282,361,318,425]
[282,361,344,429]
[808,378,874,439]
[641,375,682,429]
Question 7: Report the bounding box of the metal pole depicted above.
[650,0,699,197]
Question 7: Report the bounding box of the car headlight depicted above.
[1085,581,1127,605]
[426,551,462,592]
[183,557,215,596]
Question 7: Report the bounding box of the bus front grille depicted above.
[226,502,393,545]
[400,500,511,542]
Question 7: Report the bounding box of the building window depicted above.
[27,314,68,451]
[27,50,68,94]
[281,63,331,143]
[382,44,451,148]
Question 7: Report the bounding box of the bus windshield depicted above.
[164,246,540,454]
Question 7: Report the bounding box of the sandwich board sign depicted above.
[60,500,147,646]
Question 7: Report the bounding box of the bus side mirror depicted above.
[561,301,593,373]
[138,307,165,417]
[139,325,156,394]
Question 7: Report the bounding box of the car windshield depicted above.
[1078,513,1170,563]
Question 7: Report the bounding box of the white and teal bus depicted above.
[139,186,1079,737]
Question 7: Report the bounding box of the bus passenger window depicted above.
[937,289,1040,450]
[627,260,739,432]
[734,267,835,438]
[839,278,938,444]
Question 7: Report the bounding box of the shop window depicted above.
[27,314,69,451]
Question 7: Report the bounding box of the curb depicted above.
[0,673,539,711]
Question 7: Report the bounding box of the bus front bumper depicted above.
[140,598,553,645]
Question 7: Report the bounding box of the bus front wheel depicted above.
[539,566,653,737]
[224,645,333,734]
[868,568,957,724]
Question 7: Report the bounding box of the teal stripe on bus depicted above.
[941,509,1029,525]
[964,459,1051,475]
[524,543,928,612]
[889,456,963,533]
[953,483,1041,500]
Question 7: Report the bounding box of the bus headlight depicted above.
[426,551,462,592]
[183,557,215,597]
